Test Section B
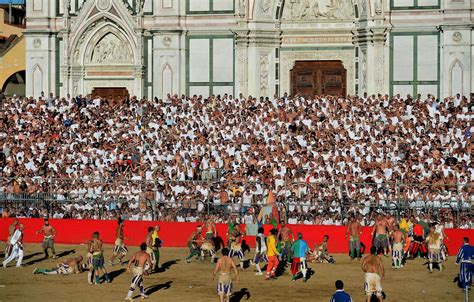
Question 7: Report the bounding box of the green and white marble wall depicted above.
[25,0,58,98]
[186,35,234,97]
[439,0,472,97]
[389,32,440,97]
[25,0,472,98]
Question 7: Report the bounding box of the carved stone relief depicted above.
[73,49,79,63]
[63,0,71,16]
[452,32,462,43]
[359,49,367,92]
[237,47,248,94]
[260,54,269,95]
[359,0,367,16]
[91,33,132,64]
[162,36,171,47]
[239,0,246,17]
[96,0,111,11]
[284,0,354,20]
[137,0,146,14]
[33,38,42,49]
[374,0,382,15]
[260,0,272,13]
[374,46,384,90]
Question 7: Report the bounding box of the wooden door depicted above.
[290,61,346,97]
[91,87,129,100]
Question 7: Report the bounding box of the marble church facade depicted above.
[25,0,473,99]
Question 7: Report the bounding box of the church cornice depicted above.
[439,23,474,30]
[282,29,353,35]
[24,30,58,36]
[233,28,281,47]
[352,28,388,45]
[148,29,184,34]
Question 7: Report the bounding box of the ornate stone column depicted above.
[60,0,71,96]
[352,1,389,95]
[372,27,388,93]
[246,30,280,97]
[235,30,249,96]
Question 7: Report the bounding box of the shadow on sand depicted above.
[132,281,173,299]
[156,259,180,273]
[108,268,126,283]
[55,249,76,259]
[230,288,251,302]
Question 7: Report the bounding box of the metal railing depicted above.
[0,177,472,224]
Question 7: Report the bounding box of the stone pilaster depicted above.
[246,30,281,97]
[352,3,390,95]
[235,30,249,96]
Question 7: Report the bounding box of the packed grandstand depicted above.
[0,93,472,227]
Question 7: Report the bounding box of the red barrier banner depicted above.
[0,218,472,256]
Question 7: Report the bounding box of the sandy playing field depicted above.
[0,243,466,302]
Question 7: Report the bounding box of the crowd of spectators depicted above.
[0,91,472,225]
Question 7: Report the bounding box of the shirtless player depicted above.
[361,246,385,302]
[5,218,18,257]
[204,215,217,240]
[186,226,204,263]
[34,255,84,275]
[391,225,405,269]
[36,218,57,259]
[3,224,24,267]
[372,214,390,256]
[110,218,128,266]
[279,222,295,264]
[346,215,362,260]
[228,223,246,269]
[202,217,217,263]
[435,220,449,261]
[125,243,152,301]
[426,226,443,273]
[212,247,239,302]
[89,232,110,284]
[385,214,396,253]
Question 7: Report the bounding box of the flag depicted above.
[257,206,267,222]
[257,191,280,225]
[267,191,279,223]
[267,190,275,204]
[272,204,280,225]
[258,192,273,221]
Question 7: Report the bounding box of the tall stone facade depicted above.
[25,0,473,99]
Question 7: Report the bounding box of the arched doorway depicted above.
[2,70,26,97]
[67,13,142,98]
